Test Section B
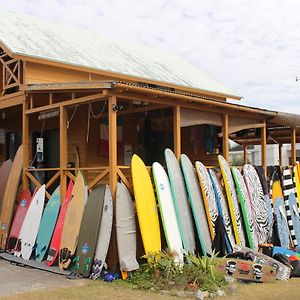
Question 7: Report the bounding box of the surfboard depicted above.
[74,184,105,277]
[0,145,23,249]
[46,181,73,267]
[270,171,290,248]
[153,162,184,261]
[231,167,257,250]
[17,185,46,260]
[0,159,12,211]
[116,182,139,272]
[59,171,85,270]
[165,149,195,254]
[90,185,113,280]
[194,161,218,240]
[6,190,32,253]
[293,163,300,209]
[35,186,61,262]
[209,170,235,248]
[181,155,211,256]
[282,167,298,247]
[218,155,245,246]
[131,154,161,256]
[273,246,300,258]
[243,164,269,245]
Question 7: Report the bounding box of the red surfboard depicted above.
[46,181,74,266]
[6,189,32,252]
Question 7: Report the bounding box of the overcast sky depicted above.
[1,0,300,113]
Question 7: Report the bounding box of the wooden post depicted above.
[279,144,282,166]
[222,114,229,161]
[291,127,296,165]
[59,106,67,202]
[261,124,267,176]
[22,95,29,189]
[173,105,181,159]
[243,145,248,164]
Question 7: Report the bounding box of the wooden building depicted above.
[0,9,299,265]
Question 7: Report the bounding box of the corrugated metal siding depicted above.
[0,9,240,99]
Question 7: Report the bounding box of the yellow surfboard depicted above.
[131,154,161,255]
[294,163,300,207]
[218,155,242,245]
[272,172,283,202]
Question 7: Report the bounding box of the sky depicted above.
[1,0,300,113]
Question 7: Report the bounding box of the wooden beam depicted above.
[173,105,181,159]
[222,114,229,161]
[291,127,297,165]
[261,125,267,175]
[279,144,282,166]
[25,93,106,114]
[60,106,68,202]
[22,96,29,189]
[87,168,109,190]
[243,145,248,165]
[108,95,118,196]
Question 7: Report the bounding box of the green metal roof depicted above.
[0,8,240,99]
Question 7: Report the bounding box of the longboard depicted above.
[0,159,12,211]
[209,170,235,248]
[6,190,32,252]
[35,186,61,262]
[116,182,139,272]
[195,161,218,240]
[243,164,269,245]
[232,167,257,250]
[46,181,73,266]
[0,145,23,249]
[153,162,184,262]
[218,155,245,246]
[17,185,46,260]
[180,155,211,256]
[90,185,113,280]
[217,258,276,283]
[283,167,299,247]
[74,185,105,277]
[165,149,195,254]
[59,171,85,270]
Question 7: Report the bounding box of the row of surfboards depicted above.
[130,148,300,268]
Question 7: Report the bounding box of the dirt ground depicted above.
[1,258,300,300]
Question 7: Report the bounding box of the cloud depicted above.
[1,0,300,113]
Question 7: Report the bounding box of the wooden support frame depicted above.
[279,144,282,166]
[173,105,181,159]
[243,145,248,165]
[22,96,29,189]
[291,127,296,165]
[222,114,229,161]
[261,124,267,175]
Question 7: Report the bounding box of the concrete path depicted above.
[0,259,87,297]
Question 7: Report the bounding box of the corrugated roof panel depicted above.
[0,8,240,99]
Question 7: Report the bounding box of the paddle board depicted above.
[74,184,105,277]
[153,162,184,261]
[181,155,212,256]
[209,169,235,247]
[59,171,85,270]
[218,155,245,245]
[232,167,257,249]
[243,164,269,245]
[90,185,113,280]
[116,182,139,272]
[195,161,218,239]
[47,181,74,266]
[0,159,12,210]
[283,167,298,247]
[35,186,61,262]
[17,185,46,260]
[0,145,23,249]
[165,149,195,254]
[6,189,32,253]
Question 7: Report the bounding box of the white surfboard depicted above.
[90,185,113,279]
[152,162,184,263]
[16,185,46,260]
